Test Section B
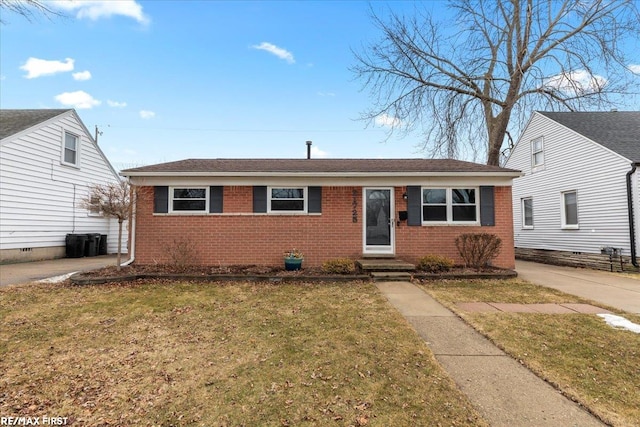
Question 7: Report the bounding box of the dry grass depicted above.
[421,279,640,427]
[1,280,486,426]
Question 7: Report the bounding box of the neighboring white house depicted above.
[505,111,640,271]
[0,109,128,263]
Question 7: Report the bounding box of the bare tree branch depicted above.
[80,180,135,270]
[0,0,64,24]
[352,0,640,165]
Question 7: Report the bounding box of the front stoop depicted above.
[357,259,416,281]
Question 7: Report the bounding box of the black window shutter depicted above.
[209,186,223,213]
[480,186,495,226]
[308,186,322,213]
[154,186,169,213]
[253,186,267,213]
[406,186,422,226]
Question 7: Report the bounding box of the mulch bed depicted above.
[70,263,370,285]
[71,263,517,285]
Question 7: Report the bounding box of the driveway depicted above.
[0,255,119,287]
[516,260,640,314]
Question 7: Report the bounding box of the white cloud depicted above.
[72,70,92,81]
[252,42,295,64]
[20,57,74,79]
[139,110,155,119]
[317,91,336,97]
[544,70,607,95]
[107,100,127,108]
[52,0,150,25]
[375,113,402,128]
[311,146,329,158]
[54,90,101,109]
[628,64,640,74]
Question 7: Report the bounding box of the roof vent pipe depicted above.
[306,140,312,159]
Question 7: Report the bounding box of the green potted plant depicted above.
[283,248,304,271]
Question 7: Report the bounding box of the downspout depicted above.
[121,186,136,266]
[626,162,639,267]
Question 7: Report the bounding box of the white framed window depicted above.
[521,197,533,229]
[422,188,478,224]
[561,190,579,229]
[531,136,544,170]
[62,131,79,166]
[268,187,307,213]
[170,187,208,213]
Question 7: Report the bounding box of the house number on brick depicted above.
[352,189,358,223]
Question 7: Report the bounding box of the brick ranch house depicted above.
[120,158,521,269]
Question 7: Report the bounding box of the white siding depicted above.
[506,112,633,255]
[0,111,127,255]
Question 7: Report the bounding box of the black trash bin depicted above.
[85,233,100,257]
[66,234,87,258]
[98,234,108,255]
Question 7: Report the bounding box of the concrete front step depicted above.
[371,272,413,282]
[357,258,416,272]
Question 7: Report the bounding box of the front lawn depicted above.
[421,279,640,427]
[1,280,486,426]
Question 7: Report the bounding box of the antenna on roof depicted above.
[94,125,103,143]
[306,140,312,159]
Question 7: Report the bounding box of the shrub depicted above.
[322,258,356,274]
[165,238,198,272]
[417,254,455,273]
[455,233,502,270]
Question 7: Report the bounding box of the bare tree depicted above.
[352,0,640,165]
[80,180,134,270]
[0,0,63,23]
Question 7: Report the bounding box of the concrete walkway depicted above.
[376,281,605,427]
[516,260,640,314]
[0,255,119,286]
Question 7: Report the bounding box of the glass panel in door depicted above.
[365,189,391,247]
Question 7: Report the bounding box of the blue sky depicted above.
[1,1,638,171]
[2,0,438,170]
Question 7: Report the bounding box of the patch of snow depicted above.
[597,314,640,334]
[37,272,77,283]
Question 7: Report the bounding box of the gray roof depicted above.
[0,109,71,140]
[539,111,640,162]
[122,158,519,176]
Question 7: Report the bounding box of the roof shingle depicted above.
[121,158,518,175]
[0,109,71,141]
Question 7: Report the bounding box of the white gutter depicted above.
[121,171,523,178]
[120,189,136,267]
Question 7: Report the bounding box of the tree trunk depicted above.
[117,219,123,271]
[486,107,514,166]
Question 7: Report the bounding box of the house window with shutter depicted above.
[170,187,208,213]
[62,132,79,166]
[268,187,307,213]
[422,188,478,224]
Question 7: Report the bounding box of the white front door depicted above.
[363,188,395,255]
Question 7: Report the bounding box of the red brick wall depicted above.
[393,186,515,269]
[132,185,515,269]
